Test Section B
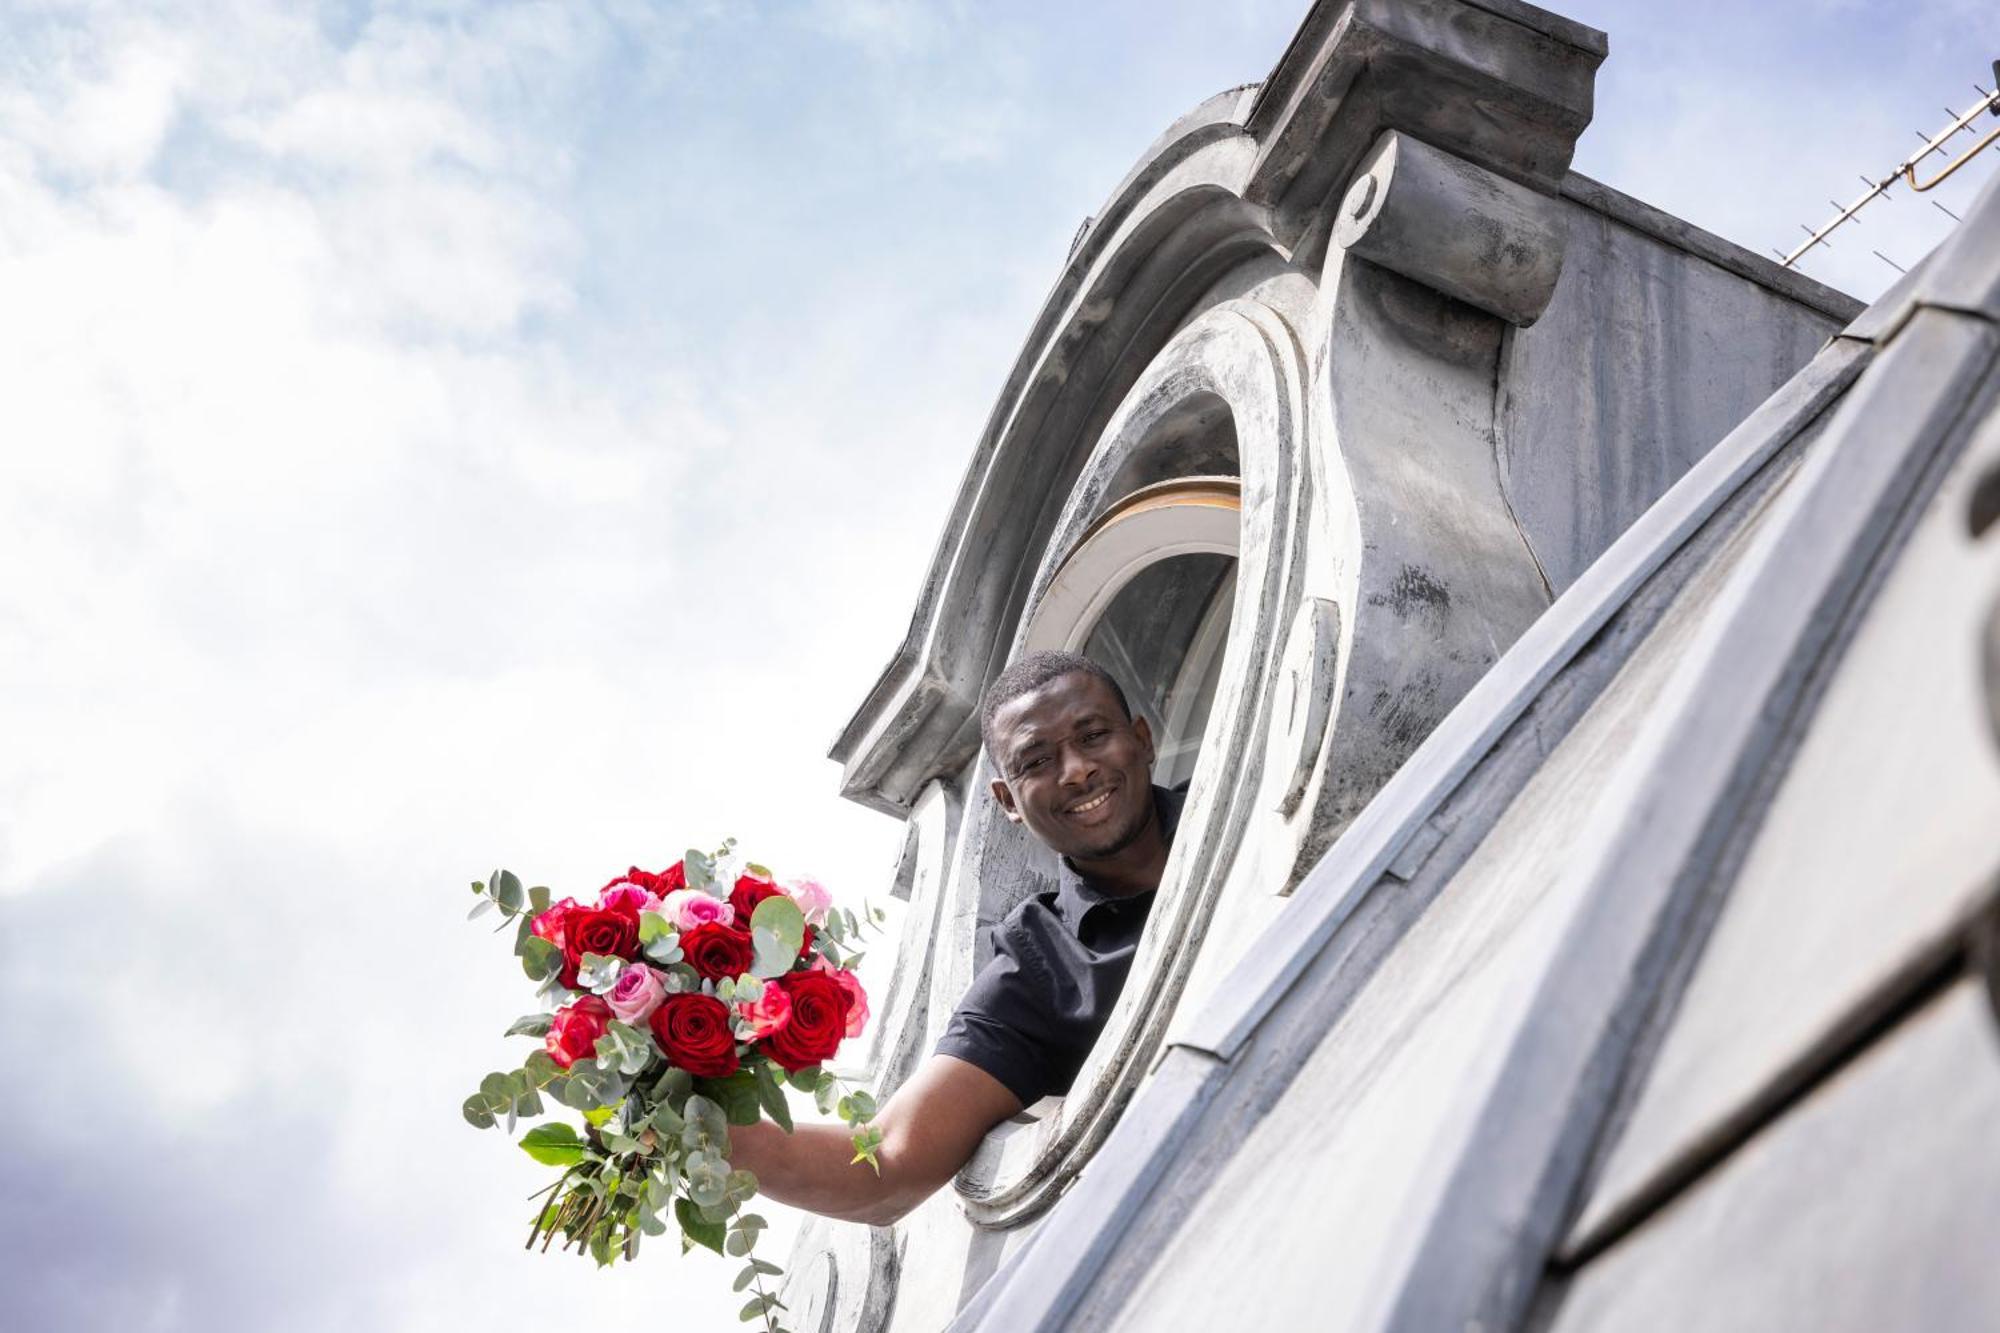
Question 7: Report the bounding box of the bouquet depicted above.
[461,843,881,1331]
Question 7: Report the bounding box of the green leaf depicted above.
[504,1013,552,1039]
[495,869,525,914]
[748,896,805,979]
[751,1064,794,1133]
[480,1071,512,1103]
[677,1197,726,1255]
[519,1122,586,1167]
[470,879,487,896]
[734,1213,769,1234]
[467,897,495,921]
[812,1076,837,1117]
[699,1072,763,1127]
[638,911,674,944]
[529,885,552,914]
[740,1296,767,1322]
[751,1257,783,1277]
[643,935,684,966]
[845,1090,878,1121]
[461,1096,496,1130]
[784,1067,819,1093]
[724,1169,758,1204]
[725,1229,753,1257]
[733,1265,758,1291]
[648,1102,685,1136]
[582,1105,616,1128]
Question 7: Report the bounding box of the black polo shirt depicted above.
[936,785,1185,1106]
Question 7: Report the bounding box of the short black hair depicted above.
[979,650,1133,756]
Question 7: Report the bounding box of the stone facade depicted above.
[784,2,2000,1329]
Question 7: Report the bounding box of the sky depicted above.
[1,0,1995,1329]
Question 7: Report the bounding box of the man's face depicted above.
[988,671,1157,864]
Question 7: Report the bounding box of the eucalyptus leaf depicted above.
[733,1265,758,1291]
[520,936,560,980]
[750,1258,783,1277]
[461,1096,496,1130]
[683,848,714,892]
[467,897,495,921]
[576,952,625,994]
[678,1197,726,1253]
[724,1169,758,1203]
[529,885,552,914]
[524,1050,563,1086]
[747,896,805,978]
[495,869,525,914]
[643,936,684,966]
[683,1093,729,1143]
[480,1072,512,1102]
[638,911,673,944]
[504,1013,552,1039]
[726,1230,753,1258]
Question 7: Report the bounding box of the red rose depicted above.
[558,906,642,987]
[730,876,816,960]
[756,969,852,1072]
[606,863,682,897]
[648,993,739,1078]
[680,921,755,981]
[544,995,613,1070]
[728,874,781,921]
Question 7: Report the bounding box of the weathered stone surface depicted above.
[1548,984,2000,1333]
[1571,352,2000,1246]
[1500,182,1849,592]
[1335,130,1569,326]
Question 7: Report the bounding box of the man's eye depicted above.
[1019,756,1049,773]
[1083,730,1110,743]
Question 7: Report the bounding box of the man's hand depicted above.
[729,1054,1023,1227]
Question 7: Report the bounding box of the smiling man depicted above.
[730,650,1184,1225]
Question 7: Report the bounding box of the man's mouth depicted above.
[1065,789,1115,816]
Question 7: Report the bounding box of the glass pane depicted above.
[1082,553,1237,790]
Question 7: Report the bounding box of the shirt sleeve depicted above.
[935,906,1077,1106]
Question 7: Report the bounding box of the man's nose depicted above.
[1057,743,1097,788]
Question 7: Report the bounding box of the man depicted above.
[731,650,1184,1225]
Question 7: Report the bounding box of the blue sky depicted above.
[1,1,1995,1329]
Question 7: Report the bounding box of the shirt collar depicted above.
[1053,784,1186,928]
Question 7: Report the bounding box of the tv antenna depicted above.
[1778,59,2000,272]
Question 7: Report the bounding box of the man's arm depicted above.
[729,1053,1023,1227]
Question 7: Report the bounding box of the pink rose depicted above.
[606,963,668,1026]
[736,980,793,1038]
[660,888,734,931]
[530,896,582,949]
[785,876,835,926]
[813,957,870,1039]
[544,995,613,1070]
[599,882,660,916]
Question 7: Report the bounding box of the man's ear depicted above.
[990,776,1024,824]
[1131,713,1156,768]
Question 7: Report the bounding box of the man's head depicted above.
[981,651,1159,867]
